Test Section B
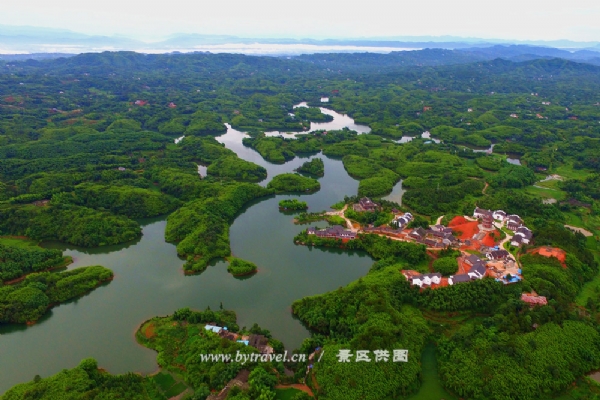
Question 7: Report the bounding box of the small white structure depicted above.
[205,325,223,334]
[406,272,441,288]
[392,212,413,229]
[492,210,507,221]
[320,97,329,103]
[411,276,423,287]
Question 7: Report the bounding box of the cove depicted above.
[0,107,375,393]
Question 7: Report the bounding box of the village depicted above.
[306,198,549,306]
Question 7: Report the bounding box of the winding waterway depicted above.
[0,107,377,393]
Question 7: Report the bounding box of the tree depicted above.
[433,257,459,276]
[407,215,429,229]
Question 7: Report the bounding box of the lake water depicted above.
[263,102,371,138]
[0,107,376,393]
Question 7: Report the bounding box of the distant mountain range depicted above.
[0,25,599,60]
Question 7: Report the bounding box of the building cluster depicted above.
[473,207,532,245]
[408,225,458,248]
[391,212,413,229]
[448,254,487,285]
[205,325,273,355]
[307,225,357,240]
[402,270,442,288]
[353,197,379,212]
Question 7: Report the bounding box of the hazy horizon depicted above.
[2,0,600,42]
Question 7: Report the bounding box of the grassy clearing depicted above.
[552,164,593,180]
[535,179,562,190]
[525,185,567,201]
[0,237,39,248]
[564,212,599,236]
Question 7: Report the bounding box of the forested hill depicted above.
[295,46,600,72]
[0,51,322,77]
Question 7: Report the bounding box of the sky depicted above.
[1,0,600,42]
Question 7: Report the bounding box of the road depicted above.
[325,204,358,232]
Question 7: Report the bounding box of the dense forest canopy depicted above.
[1,48,600,399]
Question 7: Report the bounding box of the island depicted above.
[278,199,308,211]
[296,158,325,177]
[267,173,320,193]
[227,257,258,277]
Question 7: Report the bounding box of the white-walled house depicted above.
[493,210,507,221]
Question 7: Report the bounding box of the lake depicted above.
[0,107,377,393]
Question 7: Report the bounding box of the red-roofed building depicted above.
[521,293,547,306]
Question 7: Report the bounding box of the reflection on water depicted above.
[264,103,371,137]
[394,131,441,144]
[383,179,405,205]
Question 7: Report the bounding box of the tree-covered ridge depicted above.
[52,183,181,218]
[0,266,113,324]
[267,173,320,193]
[206,156,267,182]
[292,266,429,399]
[438,321,600,400]
[0,243,69,282]
[165,182,273,273]
[0,204,141,247]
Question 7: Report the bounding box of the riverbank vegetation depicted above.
[0,204,142,247]
[0,243,70,282]
[0,358,151,400]
[0,266,113,324]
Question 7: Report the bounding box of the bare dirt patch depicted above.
[144,322,156,339]
[530,246,567,268]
